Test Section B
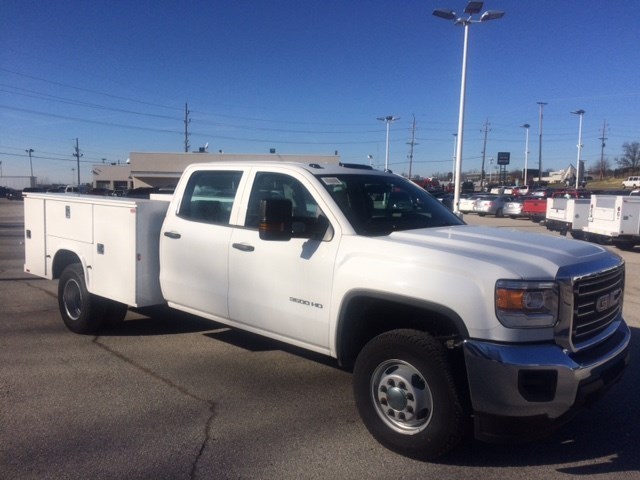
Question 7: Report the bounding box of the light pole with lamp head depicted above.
[571,109,585,189]
[25,148,34,187]
[433,2,505,214]
[377,115,400,171]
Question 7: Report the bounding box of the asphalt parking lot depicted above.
[1,198,639,480]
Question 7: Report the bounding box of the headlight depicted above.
[495,280,558,328]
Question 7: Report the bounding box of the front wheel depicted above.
[353,329,465,460]
[58,263,107,334]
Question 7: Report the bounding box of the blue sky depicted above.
[1,0,639,184]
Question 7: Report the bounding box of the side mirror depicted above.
[259,198,293,241]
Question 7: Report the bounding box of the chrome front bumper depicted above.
[463,319,630,441]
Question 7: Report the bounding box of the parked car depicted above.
[512,185,530,196]
[461,181,475,194]
[474,194,513,217]
[528,188,554,198]
[522,196,548,223]
[6,189,22,200]
[430,190,454,210]
[503,197,526,219]
[458,194,484,214]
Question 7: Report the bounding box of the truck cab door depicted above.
[160,169,244,319]
[228,170,339,351]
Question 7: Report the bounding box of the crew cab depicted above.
[23,162,630,460]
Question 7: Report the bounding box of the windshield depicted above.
[317,173,464,235]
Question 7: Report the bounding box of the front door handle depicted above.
[232,243,255,252]
[163,231,181,239]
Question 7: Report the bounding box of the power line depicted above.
[0,104,183,135]
[0,67,182,111]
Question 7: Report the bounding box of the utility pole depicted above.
[184,102,191,153]
[537,102,548,184]
[599,120,609,180]
[406,115,418,179]
[479,119,490,190]
[73,138,82,185]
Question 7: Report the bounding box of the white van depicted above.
[622,176,640,189]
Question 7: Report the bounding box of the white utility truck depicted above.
[24,162,630,460]
[582,194,640,249]
[545,197,590,238]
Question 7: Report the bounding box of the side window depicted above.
[245,172,320,228]
[178,170,243,225]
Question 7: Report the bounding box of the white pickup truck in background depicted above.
[24,161,630,460]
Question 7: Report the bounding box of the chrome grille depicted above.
[572,265,624,346]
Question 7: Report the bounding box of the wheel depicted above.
[614,240,636,251]
[353,329,465,460]
[57,263,107,334]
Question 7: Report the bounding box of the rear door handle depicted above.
[232,243,255,252]
[163,231,181,239]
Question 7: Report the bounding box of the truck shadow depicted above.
[103,309,638,471]
[101,305,222,336]
[438,325,639,472]
[103,305,340,368]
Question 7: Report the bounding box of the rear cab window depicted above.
[178,170,243,225]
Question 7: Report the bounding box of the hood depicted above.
[378,225,617,279]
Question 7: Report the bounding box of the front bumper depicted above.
[463,319,630,442]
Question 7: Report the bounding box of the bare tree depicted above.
[591,158,611,180]
[616,142,640,174]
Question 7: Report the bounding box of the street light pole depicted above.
[521,124,530,186]
[377,115,399,171]
[571,109,585,189]
[25,148,34,187]
[433,2,505,213]
[451,133,458,183]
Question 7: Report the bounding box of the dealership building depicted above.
[91,152,341,191]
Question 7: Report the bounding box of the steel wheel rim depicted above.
[370,359,434,434]
[63,278,83,321]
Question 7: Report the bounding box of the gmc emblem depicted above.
[596,288,622,312]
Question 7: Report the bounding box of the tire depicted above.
[614,240,636,251]
[353,329,465,460]
[57,263,107,334]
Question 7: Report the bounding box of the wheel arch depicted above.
[51,249,83,279]
[335,289,469,369]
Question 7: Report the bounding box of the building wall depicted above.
[128,152,341,188]
[91,164,133,191]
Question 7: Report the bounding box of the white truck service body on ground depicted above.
[24,162,630,460]
[583,194,640,249]
[545,197,590,237]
